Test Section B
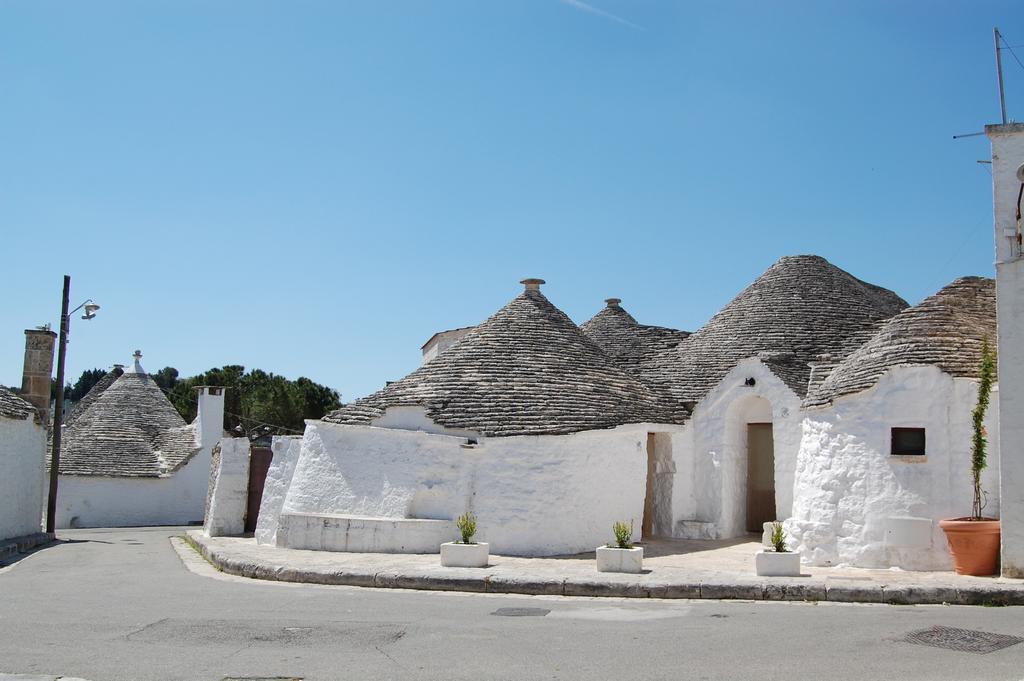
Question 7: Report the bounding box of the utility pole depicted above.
[996,27,1007,125]
[46,275,71,534]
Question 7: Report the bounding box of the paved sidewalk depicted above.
[186,530,1024,605]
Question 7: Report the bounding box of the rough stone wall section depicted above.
[20,328,56,417]
[204,437,251,537]
[789,366,1000,570]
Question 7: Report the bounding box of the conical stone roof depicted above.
[58,353,199,477]
[654,255,908,402]
[580,299,690,377]
[805,276,996,407]
[326,280,689,436]
[0,386,35,421]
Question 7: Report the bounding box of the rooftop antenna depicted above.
[995,27,1008,125]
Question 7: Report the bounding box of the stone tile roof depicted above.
[0,386,35,421]
[653,255,909,401]
[57,357,199,477]
[63,366,123,427]
[326,281,690,436]
[804,276,996,407]
[580,299,690,377]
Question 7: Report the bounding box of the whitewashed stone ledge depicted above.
[276,512,456,553]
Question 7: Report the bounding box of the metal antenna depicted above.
[996,27,1007,125]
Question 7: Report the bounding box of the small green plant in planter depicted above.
[441,511,488,567]
[770,521,788,553]
[456,511,477,545]
[755,520,800,576]
[597,520,642,573]
[610,520,634,549]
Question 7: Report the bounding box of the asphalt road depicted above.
[1,527,1023,681]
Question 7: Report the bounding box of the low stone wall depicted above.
[276,512,455,553]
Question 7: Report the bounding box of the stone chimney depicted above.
[605,298,622,308]
[196,386,226,449]
[521,278,545,291]
[21,327,57,419]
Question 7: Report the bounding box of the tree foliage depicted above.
[151,364,340,436]
[51,368,108,402]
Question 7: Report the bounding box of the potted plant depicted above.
[754,521,801,576]
[596,520,643,573]
[440,511,489,567]
[940,339,1000,576]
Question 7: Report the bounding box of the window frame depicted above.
[890,427,926,457]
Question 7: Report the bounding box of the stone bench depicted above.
[276,512,456,554]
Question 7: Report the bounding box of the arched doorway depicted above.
[722,394,775,537]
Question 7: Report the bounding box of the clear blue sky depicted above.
[2,1,1023,402]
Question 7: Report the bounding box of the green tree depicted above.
[68,368,108,401]
[155,364,340,435]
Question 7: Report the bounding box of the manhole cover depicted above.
[491,607,550,617]
[905,626,1023,654]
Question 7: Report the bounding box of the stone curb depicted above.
[183,533,1024,606]
[0,532,55,563]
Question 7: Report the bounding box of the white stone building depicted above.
[0,387,47,543]
[257,279,689,556]
[788,277,997,570]
[53,352,225,528]
[251,253,1001,565]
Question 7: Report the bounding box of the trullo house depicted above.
[53,351,225,529]
[252,256,999,566]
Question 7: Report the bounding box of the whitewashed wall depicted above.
[670,359,803,540]
[0,415,47,541]
[254,435,302,545]
[788,366,1000,570]
[274,419,670,556]
[56,443,213,528]
[204,437,252,537]
[989,124,1024,577]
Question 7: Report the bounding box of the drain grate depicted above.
[491,607,550,617]
[905,626,1023,654]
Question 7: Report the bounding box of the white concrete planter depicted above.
[440,541,489,567]
[755,550,801,576]
[596,546,644,573]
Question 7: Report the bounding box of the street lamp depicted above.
[46,275,100,534]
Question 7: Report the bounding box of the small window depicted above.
[891,428,926,456]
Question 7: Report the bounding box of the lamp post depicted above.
[46,275,100,534]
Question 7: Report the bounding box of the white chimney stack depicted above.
[196,386,226,449]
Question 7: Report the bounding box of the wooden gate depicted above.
[244,446,274,534]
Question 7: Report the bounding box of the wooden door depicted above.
[244,447,273,534]
[746,423,776,533]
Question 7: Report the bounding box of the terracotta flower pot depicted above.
[939,518,1000,576]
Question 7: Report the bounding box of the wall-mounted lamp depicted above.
[744,377,756,387]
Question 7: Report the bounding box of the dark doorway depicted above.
[244,446,273,534]
[642,433,657,538]
[746,423,776,533]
